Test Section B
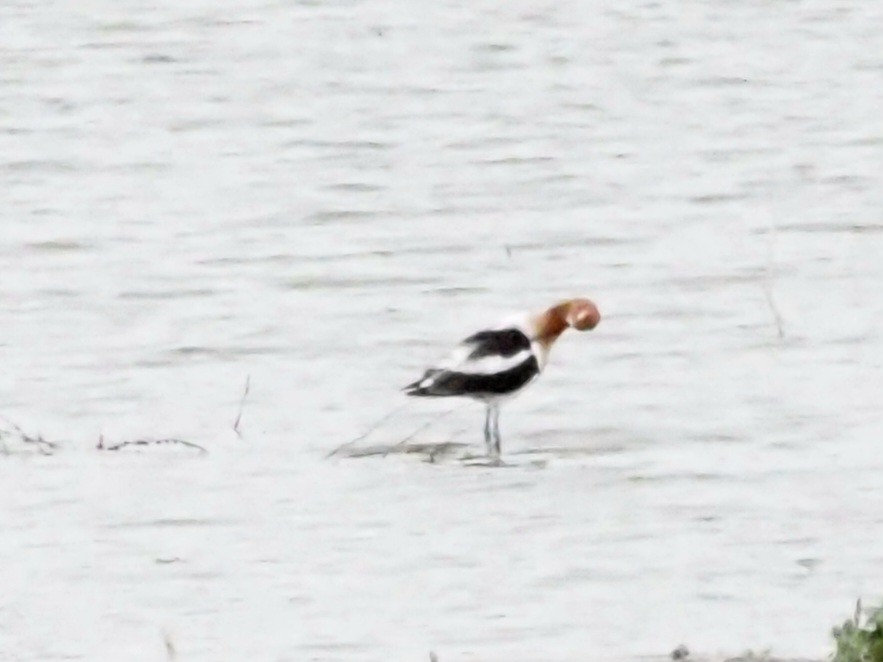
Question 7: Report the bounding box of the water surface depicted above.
[1,1,882,660]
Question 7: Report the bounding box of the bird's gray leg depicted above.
[483,405,493,456]
[491,404,502,458]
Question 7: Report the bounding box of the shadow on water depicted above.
[329,440,470,462]
[330,439,626,468]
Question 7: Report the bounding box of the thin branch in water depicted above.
[326,400,413,458]
[762,219,785,339]
[97,437,208,454]
[382,406,457,458]
[27,433,58,455]
[0,415,59,455]
[762,282,785,339]
[232,374,251,438]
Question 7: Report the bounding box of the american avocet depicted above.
[404,298,600,458]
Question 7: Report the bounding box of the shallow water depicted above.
[2,1,883,660]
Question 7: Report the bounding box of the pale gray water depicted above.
[1,1,883,660]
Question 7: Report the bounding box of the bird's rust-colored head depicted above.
[565,297,601,331]
[532,297,601,350]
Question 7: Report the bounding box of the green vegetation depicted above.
[833,600,883,662]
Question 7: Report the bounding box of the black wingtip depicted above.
[403,368,441,396]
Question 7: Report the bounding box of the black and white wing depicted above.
[404,327,540,398]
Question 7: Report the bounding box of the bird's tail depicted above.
[402,369,441,396]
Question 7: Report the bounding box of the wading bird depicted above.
[403,298,600,458]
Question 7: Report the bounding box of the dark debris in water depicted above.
[671,644,690,659]
[333,441,469,463]
[97,435,208,454]
[659,644,821,662]
[0,417,60,455]
[0,415,208,457]
[331,441,550,468]
[1,376,250,457]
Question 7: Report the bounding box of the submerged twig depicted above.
[97,435,208,454]
[330,404,474,461]
[382,406,457,458]
[2,381,251,456]
[762,279,785,339]
[762,219,785,339]
[232,374,250,438]
[0,415,59,455]
[326,400,414,458]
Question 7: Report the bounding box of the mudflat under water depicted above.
[1,1,882,660]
